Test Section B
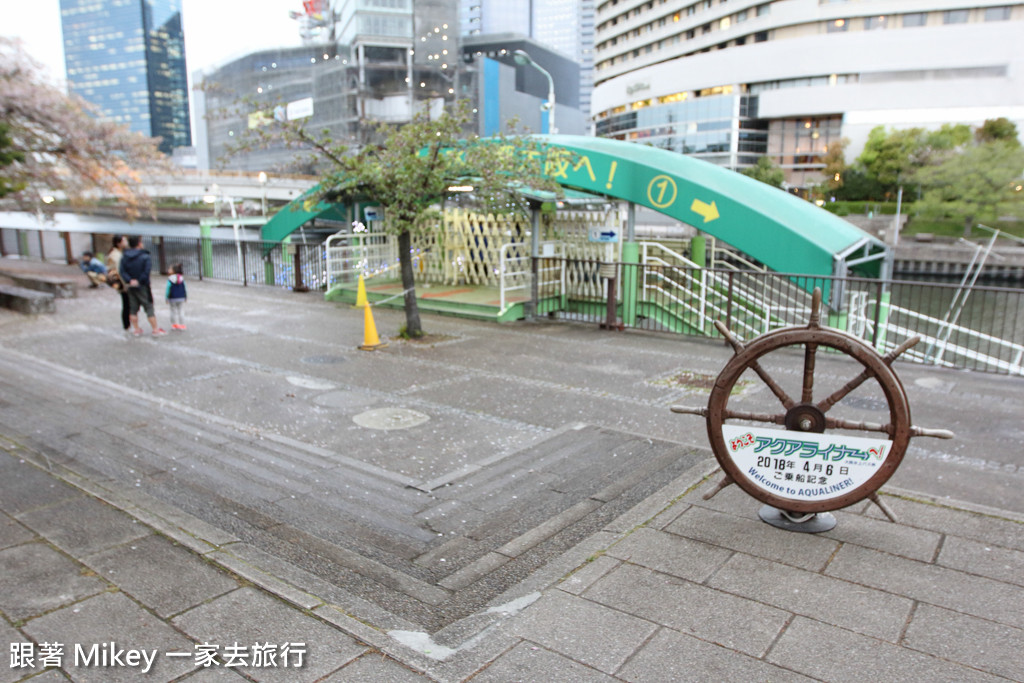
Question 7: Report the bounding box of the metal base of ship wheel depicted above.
[758,505,837,533]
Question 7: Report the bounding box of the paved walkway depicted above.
[1,261,1023,682]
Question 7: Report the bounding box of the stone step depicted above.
[0,271,77,298]
[0,283,56,314]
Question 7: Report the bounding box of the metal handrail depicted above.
[324,231,397,295]
[499,242,532,313]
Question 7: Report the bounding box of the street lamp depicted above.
[258,171,268,217]
[512,49,555,134]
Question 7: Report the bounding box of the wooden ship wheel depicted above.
[673,288,954,532]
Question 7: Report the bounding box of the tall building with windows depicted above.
[60,0,192,154]
[592,1,1024,188]
[461,0,596,116]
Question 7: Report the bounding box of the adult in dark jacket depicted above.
[119,235,166,337]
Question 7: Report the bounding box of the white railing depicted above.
[324,231,398,295]
[711,247,812,328]
[849,297,1024,375]
[500,241,564,313]
[640,241,1022,375]
[499,242,531,313]
[640,242,782,337]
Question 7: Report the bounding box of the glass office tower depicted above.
[460,0,594,116]
[60,0,192,154]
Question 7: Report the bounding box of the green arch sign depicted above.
[262,134,887,279]
[538,135,886,278]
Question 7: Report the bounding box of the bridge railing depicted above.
[544,257,1024,376]
[160,236,327,291]
[324,231,398,296]
[4,225,1021,375]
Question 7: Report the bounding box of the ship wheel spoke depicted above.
[723,409,786,425]
[825,416,893,436]
[816,368,873,413]
[750,360,796,410]
[802,342,818,404]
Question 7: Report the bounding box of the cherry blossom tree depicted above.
[0,37,172,219]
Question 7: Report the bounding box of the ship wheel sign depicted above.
[673,288,954,532]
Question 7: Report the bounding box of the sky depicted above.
[2,0,306,83]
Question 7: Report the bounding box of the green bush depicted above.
[822,201,907,216]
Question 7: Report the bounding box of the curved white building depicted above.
[591,0,1024,187]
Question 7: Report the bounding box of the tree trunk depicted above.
[398,229,423,337]
[963,218,974,238]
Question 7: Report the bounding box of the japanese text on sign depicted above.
[722,425,892,502]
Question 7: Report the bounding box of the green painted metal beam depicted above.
[537,135,886,278]
[259,184,349,242]
[258,135,887,279]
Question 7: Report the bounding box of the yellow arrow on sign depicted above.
[690,198,719,223]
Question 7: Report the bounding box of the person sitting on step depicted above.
[79,251,108,288]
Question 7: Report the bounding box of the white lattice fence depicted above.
[411,221,445,284]
[398,207,620,292]
[545,209,620,300]
[439,209,529,286]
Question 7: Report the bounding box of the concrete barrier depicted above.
[0,270,77,298]
[0,284,57,314]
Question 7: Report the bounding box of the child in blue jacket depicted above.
[165,263,188,330]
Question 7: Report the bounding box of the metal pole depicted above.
[726,270,734,336]
[196,239,203,281]
[294,247,309,292]
[929,227,1000,364]
[871,280,883,348]
[547,74,556,135]
[155,236,166,274]
[893,185,903,247]
[530,205,540,317]
[513,50,556,134]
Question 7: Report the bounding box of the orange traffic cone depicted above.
[354,274,368,308]
[359,303,387,351]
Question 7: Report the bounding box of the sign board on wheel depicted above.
[721,425,892,504]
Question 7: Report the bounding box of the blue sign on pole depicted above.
[588,227,619,243]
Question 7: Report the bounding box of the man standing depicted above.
[105,235,130,334]
[119,235,166,337]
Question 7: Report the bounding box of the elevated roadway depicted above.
[141,171,317,203]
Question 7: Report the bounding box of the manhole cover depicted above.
[649,370,752,395]
[301,355,347,365]
[353,407,430,431]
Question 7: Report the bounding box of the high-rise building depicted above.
[196,0,466,171]
[461,0,595,117]
[59,0,192,154]
[194,0,591,170]
[592,1,1024,188]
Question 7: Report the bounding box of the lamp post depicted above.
[512,49,555,134]
[258,171,268,217]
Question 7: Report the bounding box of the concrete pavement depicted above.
[1,260,1023,681]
